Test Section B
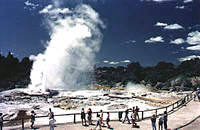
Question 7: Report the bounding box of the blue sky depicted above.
[0,0,200,66]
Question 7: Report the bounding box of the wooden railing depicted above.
[3,92,193,129]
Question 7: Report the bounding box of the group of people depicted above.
[122,106,140,128]
[30,108,55,130]
[81,108,111,130]
[151,111,168,130]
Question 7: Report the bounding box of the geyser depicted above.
[29,4,104,92]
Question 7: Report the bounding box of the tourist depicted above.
[132,107,135,112]
[131,110,137,128]
[100,110,105,126]
[118,111,123,121]
[48,108,55,130]
[81,108,87,126]
[158,115,163,130]
[135,106,140,120]
[106,112,111,128]
[49,118,55,130]
[151,114,156,130]
[163,111,168,130]
[30,111,36,129]
[123,108,130,124]
[87,108,92,125]
[48,108,54,120]
[0,113,3,130]
[94,114,102,130]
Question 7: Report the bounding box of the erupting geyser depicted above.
[29,4,104,92]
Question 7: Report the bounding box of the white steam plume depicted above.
[29,4,104,92]
[125,82,150,94]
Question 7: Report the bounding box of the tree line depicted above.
[1,52,200,91]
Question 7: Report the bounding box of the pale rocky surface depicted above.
[8,100,198,130]
[0,88,191,129]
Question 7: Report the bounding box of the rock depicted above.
[46,89,59,97]
[141,94,147,97]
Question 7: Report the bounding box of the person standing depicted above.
[30,111,36,129]
[118,111,123,121]
[163,111,168,130]
[87,108,92,125]
[135,106,140,120]
[131,110,137,128]
[48,108,54,120]
[123,108,130,124]
[48,108,55,130]
[81,108,87,126]
[49,118,55,130]
[151,114,157,130]
[100,110,105,126]
[106,112,111,128]
[158,115,163,130]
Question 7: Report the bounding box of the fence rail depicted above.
[3,92,193,129]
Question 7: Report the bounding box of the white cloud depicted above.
[179,55,200,62]
[184,0,193,3]
[186,31,200,45]
[155,22,168,27]
[109,61,119,65]
[103,60,131,65]
[39,5,71,15]
[170,38,185,44]
[121,60,131,63]
[145,36,164,43]
[103,60,109,63]
[155,22,184,30]
[176,6,185,9]
[164,24,184,30]
[24,1,39,10]
[39,5,53,14]
[186,45,200,51]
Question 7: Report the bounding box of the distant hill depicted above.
[95,59,200,91]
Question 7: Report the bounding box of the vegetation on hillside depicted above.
[1,52,200,91]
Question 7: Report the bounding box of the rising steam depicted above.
[29,4,104,92]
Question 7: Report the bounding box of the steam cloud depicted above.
[29,4,104,92]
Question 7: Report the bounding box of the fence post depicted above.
[74,114,76,124]
[22,118,24,130]
[172,104,174,110]
[142,111,144,120]
[155,109,157,116]
[166,107,168,112]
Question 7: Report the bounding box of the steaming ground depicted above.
[0,84,185,128]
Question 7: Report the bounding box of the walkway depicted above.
[36,100,200,130]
